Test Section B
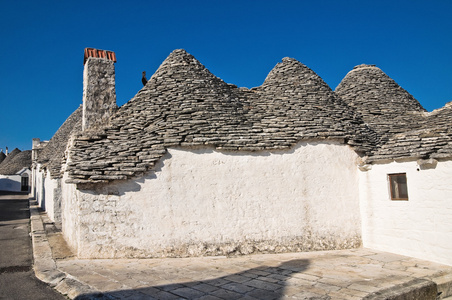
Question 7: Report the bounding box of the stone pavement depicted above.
[30,200,452,300]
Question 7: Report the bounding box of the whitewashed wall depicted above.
[42,172,62,225]
[0,169,31,192]
[0,175,21,192]
[360,160,452,266]
[62,141,362,258]
[61,172,79,253]
[35,165,45,208]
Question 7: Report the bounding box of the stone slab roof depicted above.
[335,64,426,145]
[0,148,21,171]
[53,51,451,184]
[0,149,32,175]
[336,65,452,163]
[0,152,5,165]
[38,106,82,178]
[66,49,375,184]
[369,102,452,162]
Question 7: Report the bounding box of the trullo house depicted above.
[32,48,452,266]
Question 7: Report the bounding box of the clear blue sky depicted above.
[1,0,451,151]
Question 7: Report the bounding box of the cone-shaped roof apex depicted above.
[262,56,331,91]
[335,64,426,145]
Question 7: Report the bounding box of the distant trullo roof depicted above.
[66,49,374,184]
[0,148,21,168]
[0,152,6,165]
[0,149,32,175]
[37,105,82,178]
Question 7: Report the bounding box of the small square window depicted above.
[388,173,409,200]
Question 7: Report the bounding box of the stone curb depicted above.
[29,199,103,299]
[363,278,438,300]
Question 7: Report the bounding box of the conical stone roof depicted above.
[335,64,426,145]
[254,58,376,151]
[0,152,5,165]
[0,150,32,175]
[66,50,374,184]
[369,101,452,162]
[0,148,21,170]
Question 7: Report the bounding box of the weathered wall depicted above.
[35,165,45,209]
[43,172,62,225]
[63,141,362,258]
[360,159,452,266]
[61,172,80,253]
[82,57,116,131]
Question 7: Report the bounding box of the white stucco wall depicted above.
[61,172,80,253]
[0,175,21,192]
[35,165,45,208]
[0,169,31,192]
[360,159,452,266]
[62,141,362,258]
[43,172,62,225]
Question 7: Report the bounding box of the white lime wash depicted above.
[359,159,452,266]
[31,48,452,265]
[62,142,362,258]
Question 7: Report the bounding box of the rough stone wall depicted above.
[64,141,362,259]
[360,159,452,266]
[82,57,117,131]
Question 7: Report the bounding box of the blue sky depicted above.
[1,0,451,151]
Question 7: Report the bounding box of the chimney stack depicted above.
[82,48,117,131]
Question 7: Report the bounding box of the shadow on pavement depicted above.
[74,259,313,300]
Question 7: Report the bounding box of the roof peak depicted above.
[353,64,377,69]
[262,57,331,90]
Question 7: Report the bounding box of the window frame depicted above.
[388,173,409,201]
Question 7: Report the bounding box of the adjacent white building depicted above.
[0,148,32,192]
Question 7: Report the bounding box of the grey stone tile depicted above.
[210,288,242,299]
[222,282,255,294]
[206,278,231,287]
[192,283,219,293]
[245,288,284,300]
[171,287,205,298]
[243,279,282,291]
[195,295,223,300]
[223,274,252,283]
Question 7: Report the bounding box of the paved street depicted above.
[54,249,452,299]
[0,192,65,300]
